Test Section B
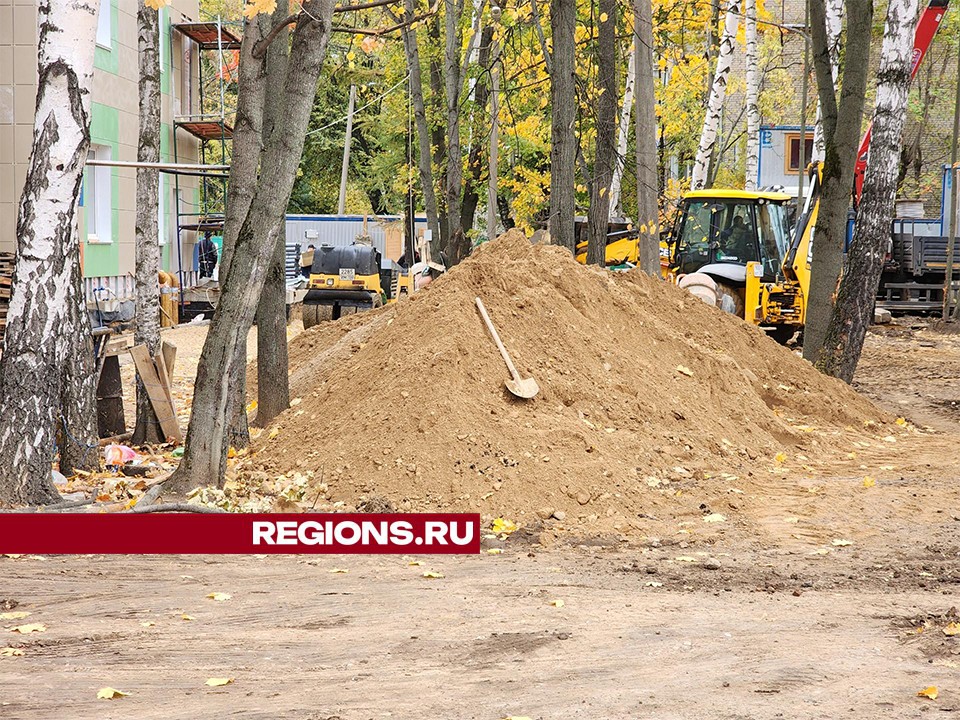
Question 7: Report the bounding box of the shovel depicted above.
[475,297,540,399]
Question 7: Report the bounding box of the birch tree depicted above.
[549,0,577,251]
[132,0,164,445]
[634,0,659,274]
[608,44,635,217]
[0,0,99,505]
[812,0,844,162]
[815,0,921,381]
[743,0,760,190]
[690,0,739,190]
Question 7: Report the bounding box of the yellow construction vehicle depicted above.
[574,217,640,268]
[302,244,387,329]
[667,178,816,343]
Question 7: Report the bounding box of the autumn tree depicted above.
[815,0,921,381]
[0,0,100,504]
[586,0,618,265]
[549,0,577,251]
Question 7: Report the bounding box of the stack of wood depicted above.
[0,252,14,345]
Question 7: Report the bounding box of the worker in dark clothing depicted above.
[198,232,219,279]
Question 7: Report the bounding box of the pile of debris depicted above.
[238,231,894,531]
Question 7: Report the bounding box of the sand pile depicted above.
[239,231,893,529]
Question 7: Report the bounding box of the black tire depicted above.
[766,325,797,345]
[371,292,383,309]
[715,281,745,318]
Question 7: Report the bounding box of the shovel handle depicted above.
[475,297,522,382]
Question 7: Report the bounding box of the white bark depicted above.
[609,44,636,217]
[0,0,99,505]
[812,0,844,162]
[691,0,740,190]
[744,0,760,189]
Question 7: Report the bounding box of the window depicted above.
[96,0,111,49]
[785,133,814,172]
[85,145,112,244]
[674,200,760,274]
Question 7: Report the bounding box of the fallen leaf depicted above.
[943,623,960,637]
[703,513,726,523]
[181,614,196,621]
[774,452,787,464]
[205,677,234,687]
[645,581,663,587]
[329,568,348,574]
[206,592,232,601]
[491,517,518,536]
[140,621,156,628]
[97,687,129,700]
[831,539,853,547]
[408,560,423,566]
[9,623,45,634]
[0,647,24,657]
[917,686,938,700]
[268,427,280,440]
[549,599,564,608]
[422,571,445,579]
[862,476,876,488]
[676,365,694,377]
[895,417,907,427]
[0,612,30,621]
[486,548,503,555]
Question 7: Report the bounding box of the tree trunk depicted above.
[400,0,441,248]
[802,0,873,364]
[586,0,618,266]
[443,0,466,262]
[608,44,635,218]
[167,0,335,493]
[815,0,920,381]
[427,15,448,246]
[690,0,739,190]
[254,3,292,428]
[549,0,577,251]
[635,0,660,274]
[221,17,270,452]
[58,251,99,476]
[812,0,844,162]
[0,0,98,505]
[132,0,164,445]
[460,25,495,238]
[743,0,760,190]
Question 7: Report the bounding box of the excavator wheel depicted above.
[714,282,745,318]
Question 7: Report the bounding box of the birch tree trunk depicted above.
[549,0,577,251]
[815,0,920,381]
[743,0,760,190]
[132,0,164,445]
[812,0,844,162]
[802,0,873,364]
[167,0,335,493]
[0,0,98,505]
[586,0,618,265]
[635,0,660,274]
[690,0,740,190]
[608,44,635,217]
[399,0,441,247]
[254,3,291,428]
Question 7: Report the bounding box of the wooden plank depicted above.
[161,341,177,378]
[129,344,182,443]
[154,351,178,431]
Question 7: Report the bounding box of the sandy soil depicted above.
[3,317,957,718]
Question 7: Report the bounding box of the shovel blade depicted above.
[506,376,540,399]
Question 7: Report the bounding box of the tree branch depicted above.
[253,14,300,59]
[125,503,228,514]
[333,7,436,36]
[334,0,400,11]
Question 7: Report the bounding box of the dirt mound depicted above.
[239,231,894,532]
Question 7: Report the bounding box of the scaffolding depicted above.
[171,18,240,307]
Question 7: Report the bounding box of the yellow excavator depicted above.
[666,175,818,343]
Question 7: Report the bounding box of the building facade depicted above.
[1,0,207,305]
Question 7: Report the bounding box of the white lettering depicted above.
[424,521,449,545]
[449,521,474,546]
[275,521,298,545]
[252,521,275,545]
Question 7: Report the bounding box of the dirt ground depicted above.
[3,317,958,718]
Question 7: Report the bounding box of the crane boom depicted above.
[852,0,951,205]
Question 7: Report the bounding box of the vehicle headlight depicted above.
[326,278,334,286]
